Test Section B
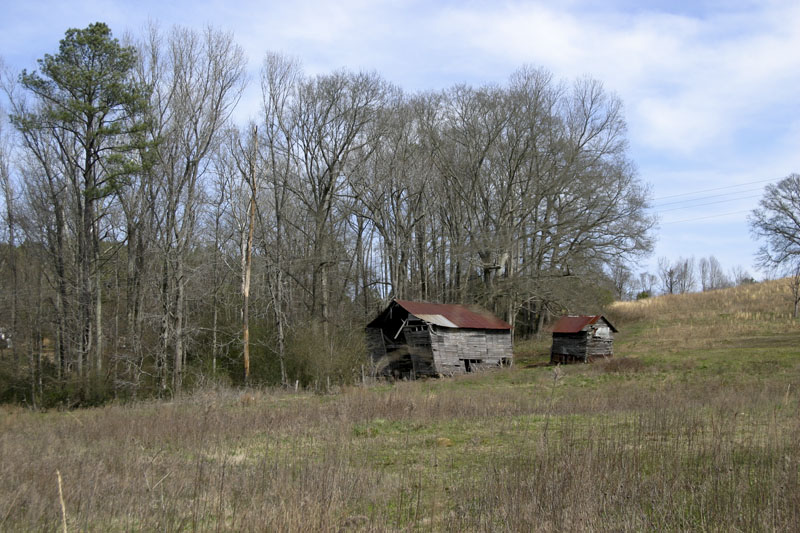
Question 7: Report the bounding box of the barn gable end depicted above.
[366,300,512,378]
[550,315,617,364]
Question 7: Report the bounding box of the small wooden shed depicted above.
[550,315,617,364]
[366,299,512,378]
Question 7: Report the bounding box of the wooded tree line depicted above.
[0,23,654,405]
[622,255,753,300]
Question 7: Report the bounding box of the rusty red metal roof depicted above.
[552,315,617,333]
[394,300,512,330]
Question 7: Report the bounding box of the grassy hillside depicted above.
[2,280,799,531]
[608,278,799,377]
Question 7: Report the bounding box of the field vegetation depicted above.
[1,279,799,531]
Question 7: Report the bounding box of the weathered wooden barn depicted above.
[366,299,513,378]
[550,315,617,364]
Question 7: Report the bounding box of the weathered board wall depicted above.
[551,321,614,363]
[550,333,589,363]
[586,328,614,359]
[405,327,436,376]
[431,328,512,375]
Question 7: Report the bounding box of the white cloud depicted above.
[410,1,800,158]
[3,0,799,273]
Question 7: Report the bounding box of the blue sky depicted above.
[2,0,799,279]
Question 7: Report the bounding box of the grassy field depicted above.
[2,279,800,531]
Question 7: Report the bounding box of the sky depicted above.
[2,0,799,280]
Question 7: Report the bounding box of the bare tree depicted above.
[634,271,658,298]
[215,124,261,382]
[657,257,677,294]
[259,53,302,385]
[608,259,633,300]
[240,126,258,382]
[0,104,16,339]
[675,257,696,294]
[730,265,754,286]
[140,24,246,392]
[699,255,730,291]
[413,71,654,329]
[750,174,800,268]
[286,69,389,337]
[351,90,430,303]
[658,256,696,294]
[699,257,710,291]
[0,93,25,396]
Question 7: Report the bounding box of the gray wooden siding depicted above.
[587,336,613,358]
[551,324,614,363]
[405,328,437,376]
[551,333,588,356]
[431,328,512,375]
[485,331,512,360]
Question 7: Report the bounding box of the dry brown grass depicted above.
[610,278,795,320]
[605,279,800,363]
[2,375,800,531]
[2,280,800,531]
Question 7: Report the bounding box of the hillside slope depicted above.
[604,278,800,377]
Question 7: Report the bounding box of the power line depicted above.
[660,209,752,225]
[653,177,776,201]
[654,193,761,214]
[652,186,766,209]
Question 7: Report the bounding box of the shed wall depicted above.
[586,334,613,359]
[405,328,437,376]
[431,328,512,375]
[551,332,589,363]
[551,323,615,363]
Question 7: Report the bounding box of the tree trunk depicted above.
[241,127,257,383]
[173,267,184,391]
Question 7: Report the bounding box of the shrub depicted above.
[285,323,367,389]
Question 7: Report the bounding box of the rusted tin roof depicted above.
[552,315,617,333]
[394,299,512,330]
